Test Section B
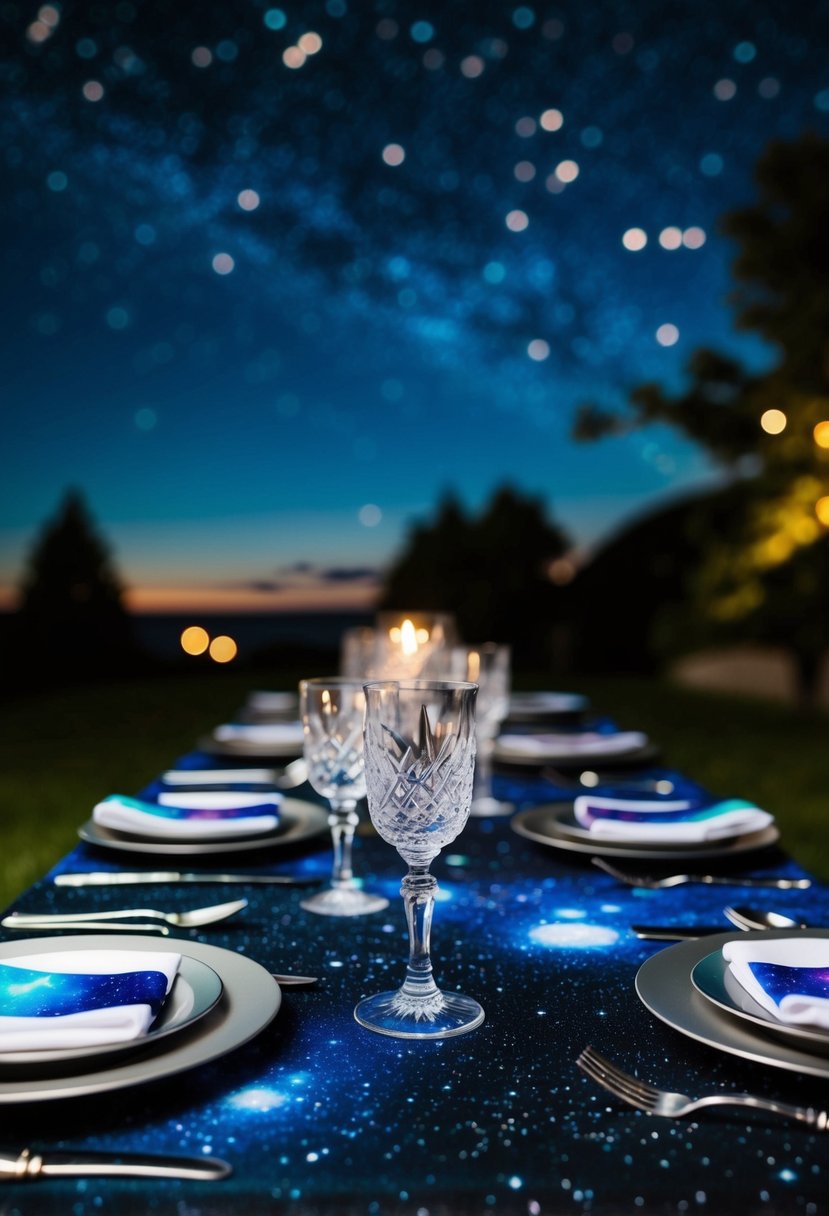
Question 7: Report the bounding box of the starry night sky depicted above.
[2,0,829,612]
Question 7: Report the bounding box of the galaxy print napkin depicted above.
[496,729,648,759]
[722,938,829,1029]
[93,791,282,839]
[573,795,773,842]
[0,950,180,1051]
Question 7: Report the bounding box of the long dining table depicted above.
[2,729,828,1216]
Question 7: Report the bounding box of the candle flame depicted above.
[400,618,419,656]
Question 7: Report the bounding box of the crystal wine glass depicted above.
[440,644,511,817]
[299,678,389,918]
[354,680,483,1038]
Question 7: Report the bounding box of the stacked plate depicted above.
[636,929,829,1079]
[0,935,281,1102]
[197,721,305,759]
[511,794,780,861]
[78,793,329,857]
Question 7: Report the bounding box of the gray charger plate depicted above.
[0,955,223,1071]
[511,803,780,861]
[691,944,829,1053]
[197,733,303,759]
[0,935,282,1101]
[636,929,829,1079]
[78,797,328,856]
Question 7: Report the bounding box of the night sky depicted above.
[2,0,829,612]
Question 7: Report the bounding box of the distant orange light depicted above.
[816,497,829,527]
[181,626,210,655]
[814,421,829,449]
[209,635,238,663]
[760,408,786,435]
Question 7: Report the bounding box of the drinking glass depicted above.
[354,680,483,1038]
[443,644,511,817]
[372,612,457,678]
[299,678,389,918]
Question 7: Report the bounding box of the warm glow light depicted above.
[548,557,576,585]
[760,408,787,434]
[460,55,485,78]
[814,421,829,448]
[816,497,829,526]
[415,627,429,644]
[209,635,238,663]
[82,80,105,102]
[682,226,707,249]
[399,618,419,656]
[181,626,210,656]
[622,227,647,251]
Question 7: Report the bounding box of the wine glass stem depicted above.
[400,867,440,1001]
[328,800,359,889]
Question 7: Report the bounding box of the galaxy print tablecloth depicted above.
[3,761,828,1216]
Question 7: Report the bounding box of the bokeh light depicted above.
[209,635,238,663]
[622,228,647,251]
[813,421,829,448]
[181,626,210,655]
[760,408,787,434]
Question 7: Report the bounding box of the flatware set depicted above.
[593,857,811,889]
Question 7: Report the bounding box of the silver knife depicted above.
[0,1147,231,1181]
[632,924,729,941]
[55,871,321,887]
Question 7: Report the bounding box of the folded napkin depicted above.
[213,722,304,747]
[573,795,772,842]
[0,950,180,1052]
[93,792,281,839]
[723,938,829,1029]
[161,767,279,786]
[497,730,648,758]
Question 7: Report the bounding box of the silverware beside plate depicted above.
[0,1146,232,1181]
[55,871,322,887]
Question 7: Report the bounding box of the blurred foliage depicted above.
[573,133,829,705]
[3,489,147,694]
[378,485,571,667]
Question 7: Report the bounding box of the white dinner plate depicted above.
[510,803,780,861]
[0,935,282,1102]
[78,797,329,856]
[197,731,303,759]
[691,945,829,1053]
[636,930,829,1079]
[0,954,223,1071]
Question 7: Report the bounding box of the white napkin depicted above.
[723,937,829,1028]
[0,950,180,1052]
[573,795,773,842]
[93,792,281,839]
[213,722,304,747]
[497,730,648,759]
[161,767,279,786]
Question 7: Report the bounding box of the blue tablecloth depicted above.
[3,760,828,1215]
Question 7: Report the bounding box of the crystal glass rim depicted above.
[362,679,479,694]
[300,676,370,690]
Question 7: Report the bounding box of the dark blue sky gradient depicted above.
[2,0,828,610]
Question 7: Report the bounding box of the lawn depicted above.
[0,669,827,908]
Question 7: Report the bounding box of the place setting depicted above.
[0,932,284,1103]
[76,783,329,858]
[511,784,782,862]
[493,719,661,773]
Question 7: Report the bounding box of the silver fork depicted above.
[1,898,248,930]
[577,1045,828,1127]
[591,858,811,890]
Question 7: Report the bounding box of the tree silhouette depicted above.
[379,485,571,667]
[573,133,829,706]
[10,489,140,689]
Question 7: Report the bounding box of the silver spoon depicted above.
[1,898,248,931]
[724,905,809,931]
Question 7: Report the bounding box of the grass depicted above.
[0,670,826,909]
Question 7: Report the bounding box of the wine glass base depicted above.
[300,887,389,917]
[469,794,514,818]
[354,988,485,1039]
